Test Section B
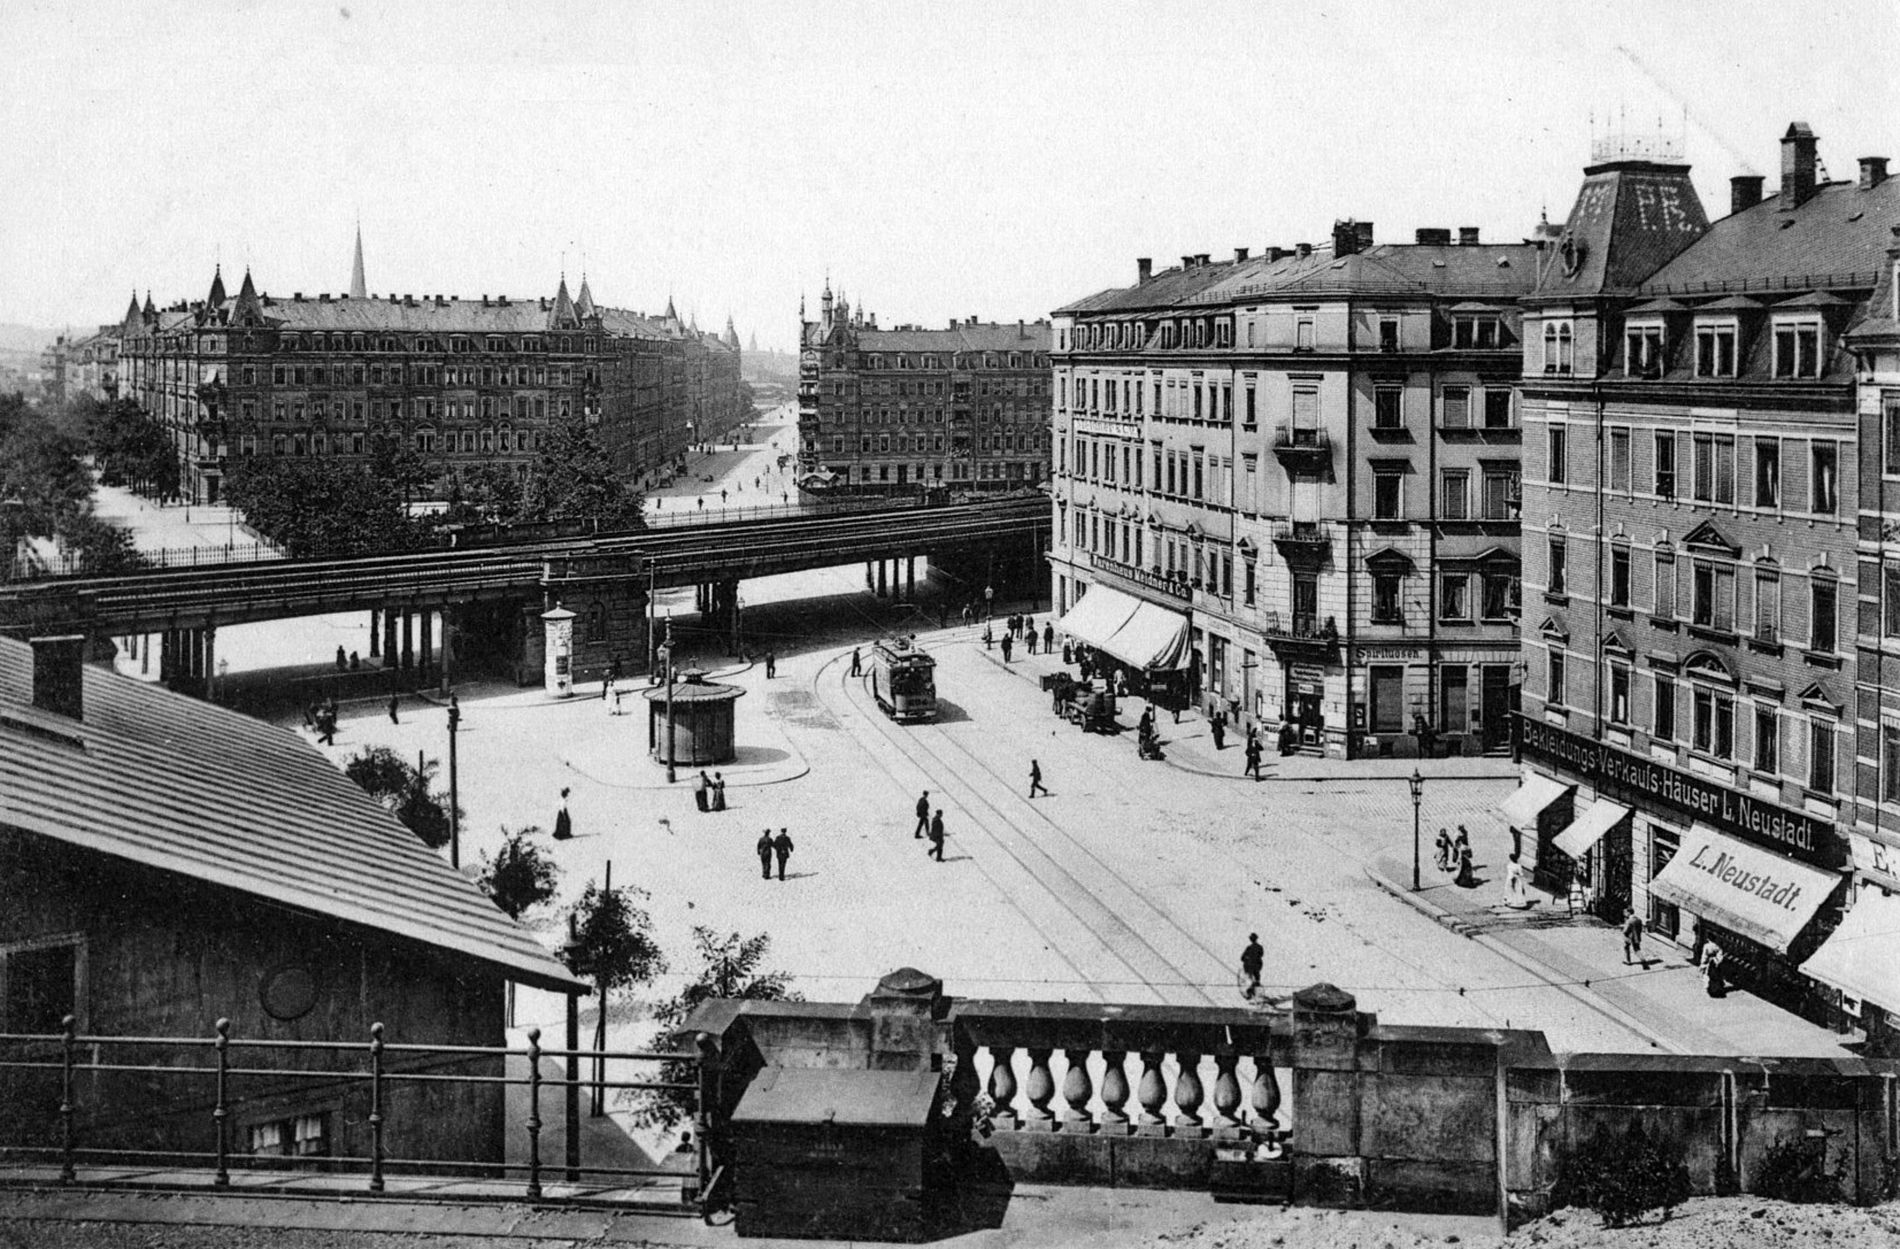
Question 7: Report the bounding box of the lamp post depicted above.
[446,696,461,869]
[1409,768,1425,891]
[662,616,677,783]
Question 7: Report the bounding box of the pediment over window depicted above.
[1682,519,1741,557]
[1364,546,1415,573]
[1537,615,1568,643]
[1684,650,1737,685]
[1603,629,1634,657]
[1799,681,1843,717]
[1237,537,1259,559]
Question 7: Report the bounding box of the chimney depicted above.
[482,295,489,306]
[1415,228,1452,246]
[948,318,958,329]
[1137,257,1153,282]
[1332,220,1361,258]
[1731,174,1766,214]
[1182,254,1197,269]
[1195,253,1210,266]
[1265,246,1290,262]
[1860,157,1890,191]
[1780,122,1818,209]
[1017,319,1025,337]
[30,635,86,721]
[293,292,303,301]
[1234,247,1250,263]
[1459,226,1481,246]
[1295,243,1312,258]
[1355,221,1373,252]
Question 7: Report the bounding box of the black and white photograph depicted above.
[2,2,1898,1245]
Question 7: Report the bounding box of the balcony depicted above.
[1271,426,1332,473]
[1271,522,1333,568]
[1261,608,1339,661]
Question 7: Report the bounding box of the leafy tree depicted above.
[442,462,526,528]
[86,397,179,498]
[0,392,148,578]
[523,411,645,530]
[631,926,798,1129]
[477,828,561,919]
[225,458,421,557]
[560,882,665,992]
[343,745,454,849]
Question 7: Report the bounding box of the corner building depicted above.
[797,286,1051,494]
[1050,224,1534,757]
[1513,125,1898,1032]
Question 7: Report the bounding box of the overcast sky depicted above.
[4,0,1894,351]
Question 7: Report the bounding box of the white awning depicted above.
[1057,584,1142,653]
[1800,888,1900,1011]
[1649,823,1841,953]
[1102,599,1192,671]
[1498,773,1573,827]
[1553,799,1632,858]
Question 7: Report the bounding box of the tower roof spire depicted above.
[350,223,367,300]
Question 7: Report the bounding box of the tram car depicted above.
[868,637,938,722]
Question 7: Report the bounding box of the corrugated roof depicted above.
[0,638,585,994]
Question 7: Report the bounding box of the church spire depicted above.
[350,224,367,300]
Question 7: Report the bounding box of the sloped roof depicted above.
[1640,177,1900,294]
[0,638,585,993]
[852,321,1051,353]
[1534,162,1710,298]
[231,293,671,341]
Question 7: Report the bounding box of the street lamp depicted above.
[1408,768,1425,891]
[447,696,461,869]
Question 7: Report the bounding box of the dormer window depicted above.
[1625,322,1664,377]
[1694,320,1737,377]
[1771,316,1822,379]
[1541,320,1573,374]
[1453,315,1500,349]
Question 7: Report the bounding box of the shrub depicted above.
[1558,1122,1692,1228]
[1754,1134,1847,1205]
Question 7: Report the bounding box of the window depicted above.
[1773,319,1822,378]
[1547,647,1566,705]
[1754,570,1780,642]
[1483,389,1513,429]
[1810,442,1838,514]
[1296,315,1315,350]
[1547,425,1567,484]
[1626,323,1664,376]
[1547,537,1567,596]
[1379,319,1399,351]
[1609,427,1631,492]
[1691,560,1736,632]
[1654,552,1676,618]
[1440,573,1470,620]
[1884,722,1900,803]
[1542,320,1574,373]
[1481,467,1518,519]
[1244,560,1257,606]
[1886,563,1900,639]
[1609,664,1631,724]
[1754,437,1780,507]
[1886,394,1900,476]
[1695,321,1738,377]
[1243,385,1257,429]
[1654,431,1677,498]
[1441,469,1469,519]
[1442,387,1470,428]
[1754,706,1780,774]
[3,940,79,1033]
[1810,578,1837,652]
[1692,432,1734,504]
[1654,675,1676,741]
[1610,547,1631,607]
[1372,573,1402,623]
[247,1112,330,1159]
[1809,718,1836,793]
[1692,688,1735,758]
[1481,570,1518,619]
[1373,471,1402,519]
[1374,387,1403,429]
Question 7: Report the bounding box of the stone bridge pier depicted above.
[515,554,651,688]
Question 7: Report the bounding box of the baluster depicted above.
[1099,1051,1131,1134]
[1251,1058,1283,1150]
[368,1022,386,1193]
[1135,1051,1168,1136]
[213,1018,230,1186]
[58,1014,76,1185]
[1060,1049,1094,1132]
[1174,1051,1207,1137]
[986,1046,1018,1130]
[1024,1048,1056,1131]
[1212,1053,1244,1137]
[525,1028,544,1201]
[949,1035,981,1119]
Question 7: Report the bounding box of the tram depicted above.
[868,636,938,722]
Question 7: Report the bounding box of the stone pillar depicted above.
[383,610,398,669]
[438,609,456,695]
[203,626,217,702]
[140,632,150,676]
[1289,982,1369,1206]
[369,608,381,658]
[906,557,916,601]
[876,560,888,597]
[401,611,415,671]
[420,610,434,672]
[858,967,946,1074]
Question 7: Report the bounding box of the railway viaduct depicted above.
[0,497,1050,697]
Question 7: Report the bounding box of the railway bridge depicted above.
[0,497,1049,696]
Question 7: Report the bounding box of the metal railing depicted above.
[0,1017,718,1214]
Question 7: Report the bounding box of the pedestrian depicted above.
[927,810,946,862]
[336,645,347,670]
[1061,641,1073,665]
[603,672,616,709]
[350,651,361,670]
[1029,759,1048,798]
[1455,843,1478,889]
[1689,918,1707,966]
[1505,852,1524,901]
[712,772,727,812]
[1703,945,1727,997]
[765,651,776,679]
[1211,717,1226,751]
[1621,908,1645,965]
[611,654,624,684]
[1026,628,1037,655]
[756,829,774,880]
[1043,623,1054,652]
[1454,825,1471,867]
[694,770,711,813]
[721,488,728,504]
[913,790,931,838]
[1434,829,1452,872]
[553,788,574,841]
[982,625,994,651]
[318,708,337,746]
[1244,738,1262,780]
[772,828,794,880]
[1240,932,1266,999]
[388,694,400,725]
[1000,634,1013,662]
[302,701,317,729]
[961,603,974,627]
[849,647,862,676]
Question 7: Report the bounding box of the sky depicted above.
[3,0,1895,352]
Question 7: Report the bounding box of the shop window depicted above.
[1649,828,1681,937]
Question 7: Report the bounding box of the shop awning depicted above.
[1649,823,1841,953]
[1102,599,1192,671]
[1553,799,1631,858]
[1800,888,1900,1011]
[1498,773,1573,828]
[1057,584,1141,652]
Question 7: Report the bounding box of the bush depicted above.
[477,828,560,919]
[1558,1122,1692,1228]
[1754,1134,1847,1205]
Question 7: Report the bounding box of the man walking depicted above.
[927,810,946,862]
[1028,760,1048,798]
[1240,932,1266,1000]
[1000,633,1013,662]
[765,651,776,679]
[388,694,400,724]
[756,829,774,880]
[1211,715,1226,751]
[694,770,711,813]
[1244,736,1262,780]
[913,790,931,838]
[1622,908,1646,965]
[850,647,862,677]
[772,828,795,881]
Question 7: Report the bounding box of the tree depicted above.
[523,411,645,530]
[631,926,798,1130]
[0,392,148,578]
[442,462,525,528]
[225,458,421,557]
[343,745,454,849]
[86,397,179,498]
[477,828,561,919]
[561,881,666,1116]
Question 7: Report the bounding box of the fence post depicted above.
[525,1028,543,1201]
[58,1014,77,1185]
[211,1017,232,1185]
[368,1022,386,1192]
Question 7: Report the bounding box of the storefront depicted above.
[1055,580,1192,693]
[1798,833,1900,1053]
[1550,798,1634,920]
[1497,771,1575,885]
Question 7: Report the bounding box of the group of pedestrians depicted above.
[756,828,795,880]
[303,696,341,746]
[694,770,729,812]
[1433,825,1478,888]
[913,790,947,861]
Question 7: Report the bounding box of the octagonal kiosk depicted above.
[644,668,744,766]
[540,604,577,698]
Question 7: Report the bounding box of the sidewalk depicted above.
[970,638,1518,785]
[90,479,282,560]
[1364,846,1854,1058]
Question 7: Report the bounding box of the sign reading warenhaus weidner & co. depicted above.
[1517,715,1845,870]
